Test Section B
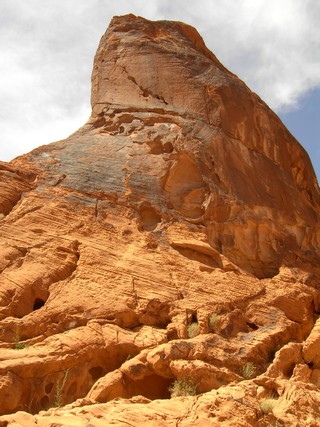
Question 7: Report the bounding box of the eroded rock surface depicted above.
[0,14,320,426]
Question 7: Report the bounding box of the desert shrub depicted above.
[54,369,69,407]
[14,334,28,350]
[209,313,219,332]
[259,397,277,414]
[15,342,27,350]
[187,322,200,338]
[169,379,197,397]
[241,362,256,379]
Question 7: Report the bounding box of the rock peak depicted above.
[87,15,320,278]
[90,13,230,118]
[108,13,224,65]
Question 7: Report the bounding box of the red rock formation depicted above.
[0,14,320,426]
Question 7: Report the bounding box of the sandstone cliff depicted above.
[0,14,320,426]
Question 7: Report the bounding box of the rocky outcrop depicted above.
[0,14,319,426]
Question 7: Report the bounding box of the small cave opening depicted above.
[125,374,172,400]
[190,313,198,324]
[246,322,259,331]
[93,115,106,129]
[186,312,199,338]
[33,298,46,311]
[45,382,54,394]
[147,140,174,155]
[139,206,161,231]
[283,363,295,379]
[89,366,104,381]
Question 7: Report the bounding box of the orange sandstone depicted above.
[0,14,319,426]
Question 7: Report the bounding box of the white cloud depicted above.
[157,0,320,109]
[0,0,319,161]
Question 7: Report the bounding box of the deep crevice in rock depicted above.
[33,298,46,311]
[246,322,259,331]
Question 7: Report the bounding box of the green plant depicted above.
[241,362,256,379]
[54,369,69,407]
[14,334,28,350]
[169,379,197,397]
[15,341,27,350]
[209,313,219,332]
[187,322,200,338]
[259,397,277,414]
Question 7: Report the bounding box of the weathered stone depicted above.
[302,318,320,367]
[0,13,319,426]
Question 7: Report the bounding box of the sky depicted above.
[0,0,319,181]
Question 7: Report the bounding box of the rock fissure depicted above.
[121,65,169,106]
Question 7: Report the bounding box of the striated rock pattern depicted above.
[0,14,320,426]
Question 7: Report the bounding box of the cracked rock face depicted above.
[1,14,320,426]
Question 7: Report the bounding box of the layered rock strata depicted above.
[0,14,319,426]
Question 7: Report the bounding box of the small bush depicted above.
[14,334,28,350]
[169,379,197,397]
[54,369,69,407]
[15,342,27,350]
[241,362,256,379]
[259,397,277,414]
[187,322,200,338]
[209,313,219,332]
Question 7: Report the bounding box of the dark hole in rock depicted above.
[33,298,45,310]
[146,139,174,154]
[40,395,49,410]
[246,322,259,331]
[163,141,174,153]
[284,363,295,378]
[124,374,172,400]
[268,348,278,362]
[93,117,106,128]
[45,382,54,394]
[307,362,314,369]
[140,206,161,231]
[89,366,104,381]
[191,313,198,323]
